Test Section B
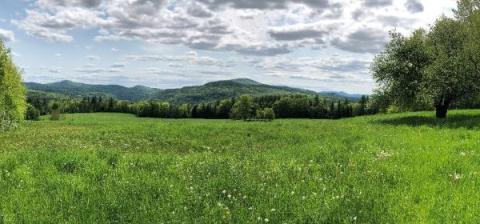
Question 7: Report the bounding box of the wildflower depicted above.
[271,208,276,212]
[222,190,227,194]
[451,172,462,181]
[264,218,269,222]
[376,150,392,160]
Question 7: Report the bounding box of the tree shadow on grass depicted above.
[373,113,480,129]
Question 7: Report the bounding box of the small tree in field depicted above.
[50,102,61,121]
[0,40,26,129]
[230,95,256,120]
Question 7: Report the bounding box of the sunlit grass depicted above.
[1,110,480,223]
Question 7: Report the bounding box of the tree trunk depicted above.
[435,101,450,119]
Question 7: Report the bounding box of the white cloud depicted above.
[126,51,235,67]
[86,55,100,61]
[9,0,457,93]
[0,29,15,42]
[14,0,454,55]
[332,27,389,53]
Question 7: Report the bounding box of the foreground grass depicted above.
[1,111,480,223]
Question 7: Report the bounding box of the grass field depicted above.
[1,111,480,223]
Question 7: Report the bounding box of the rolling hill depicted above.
[25,78,361,104]
[152,78,321,104]
[25,80,158,101]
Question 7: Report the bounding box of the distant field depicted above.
[1,111,480,223]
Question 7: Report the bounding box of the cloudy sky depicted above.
[0,0,456,93]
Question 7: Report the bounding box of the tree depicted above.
[372,30,431,113]
[216,99,233,119]
[230,95,256,120]
[424,17,475,118]
[356,95,368,116]
[256,108,275,121]
[455,0,480,20]
[373,1,480,118]
[0,40,26,127]
[50,102,61,120]
[262,108,275,121]
[26,104,40,121]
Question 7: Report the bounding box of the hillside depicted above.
[25,78,358,104]
[25,80,158,101]
[153,78,321,104]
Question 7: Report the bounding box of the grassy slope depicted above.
[1,110,480,223]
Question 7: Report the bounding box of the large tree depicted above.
[372,0,480,118]
[371,30,431,113]
[425,17,477,118]
[0,40,26,127]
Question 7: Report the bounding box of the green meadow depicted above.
[1,111,480,223]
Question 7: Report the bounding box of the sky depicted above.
[0,0,457,94]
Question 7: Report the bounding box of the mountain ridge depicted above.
[25,78,362,104]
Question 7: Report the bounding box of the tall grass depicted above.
[1,111,480,223]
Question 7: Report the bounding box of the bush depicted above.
[26,104,40,121]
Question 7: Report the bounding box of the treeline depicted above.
[26,93,380,121]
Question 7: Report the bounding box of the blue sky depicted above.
[0,0,456,93]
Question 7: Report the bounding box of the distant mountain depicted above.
[25,80,158,101]
[319,91,363,100]
[25,78,362,104]
[153,78,319,104]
